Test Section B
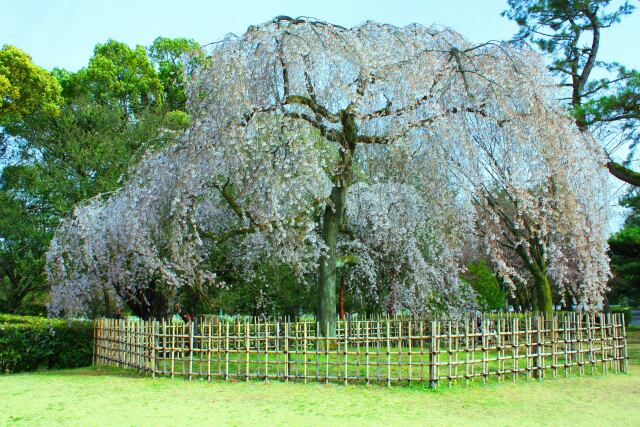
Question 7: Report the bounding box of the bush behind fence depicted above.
[94,313,628,387]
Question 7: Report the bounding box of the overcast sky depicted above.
[2,0,639,72]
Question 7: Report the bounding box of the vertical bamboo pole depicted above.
[454,320,459,385]
[447,320,452,387]
[408,320,412,384]
[170,319,175,378]
[244,321,249,381]
[355,321,361,383]
[621,313,628,373]
[149,320,155,377]
[188,320,194,381]
[207,319,212,381]
[93,320,97,366]
[540,314,545,379]
[386,317,391,387]
[465,318,470,385]
[577,314,584,376]
[135,320,139,371]
[325,322,329,384]
[303,321,308,384]
[496,318,502,383]
[160,318,166,376]
[264,320,269,380]
[587,313,595,374]
[284,322,289,383]
[551,315,557,379]
[429,320,437,389]
[420,320,426,384]
[481,318,487,384]
[398,321,403,383]
[344,320,349,385]
[600,312,607,374]
[525,316,531,381]
[611,313,618,373]
[315,321,319,382]
[512,317,518,382]
[365,320,370,385]
[225,321,230,381]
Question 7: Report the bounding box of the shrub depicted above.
[462,260,506,311]
[0,314,93,373]
[610,305,632,326]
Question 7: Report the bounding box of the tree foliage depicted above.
[0,37,198,314]
[0,44,62,126]
[608,192,640,307]
[46,18,611,327]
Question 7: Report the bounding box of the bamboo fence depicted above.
[93,312,628,388]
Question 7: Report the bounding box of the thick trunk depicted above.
[317,111,356,336]
[532,268,553,315]
[515,243,553,315]
[317,183,346,336]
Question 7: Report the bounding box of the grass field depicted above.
[1,327,639,426]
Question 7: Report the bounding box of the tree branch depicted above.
[606,161,640,187]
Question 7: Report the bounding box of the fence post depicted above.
[386,318,391,387]
[224,320,230,381]
[188,319,194,381]
[344,320,349,385]
[284,322,289,383]
[536,315,543,380]
[512,317,518,382]
[149,319,155,377]
[93,320,98,365]
[408,320,412,384]
[600,312,607,375]
[245,321,250,382]
[303,322,308,384]
[621,313,629,373]
[429,320,438,389]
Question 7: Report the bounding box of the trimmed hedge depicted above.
[0,314,93,373]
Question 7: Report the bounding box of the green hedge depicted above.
[610,306,632,327]
[0,314,93,373]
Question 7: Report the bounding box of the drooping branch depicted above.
[606,161,640,187]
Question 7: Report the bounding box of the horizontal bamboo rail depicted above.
[93,312,628,388]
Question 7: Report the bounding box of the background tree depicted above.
[503,0,640,185]
[148,37,202,111]
[608,192,640,307]
[0,38,198,313]
[0,44,62,126]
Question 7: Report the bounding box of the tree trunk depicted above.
[317,110,356,336]
[317,183,346,336]
[532,269,553,315]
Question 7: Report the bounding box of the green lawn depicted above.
[1,327,639,426]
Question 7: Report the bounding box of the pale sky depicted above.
[2,0,639,72]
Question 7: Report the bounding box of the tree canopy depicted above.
[46,18,611,332]
[0,44,62,125]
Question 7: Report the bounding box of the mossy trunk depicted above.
[317,110,356,337]
[532,267,553,315]
[317,184,346,337]
[516,242,553,315]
